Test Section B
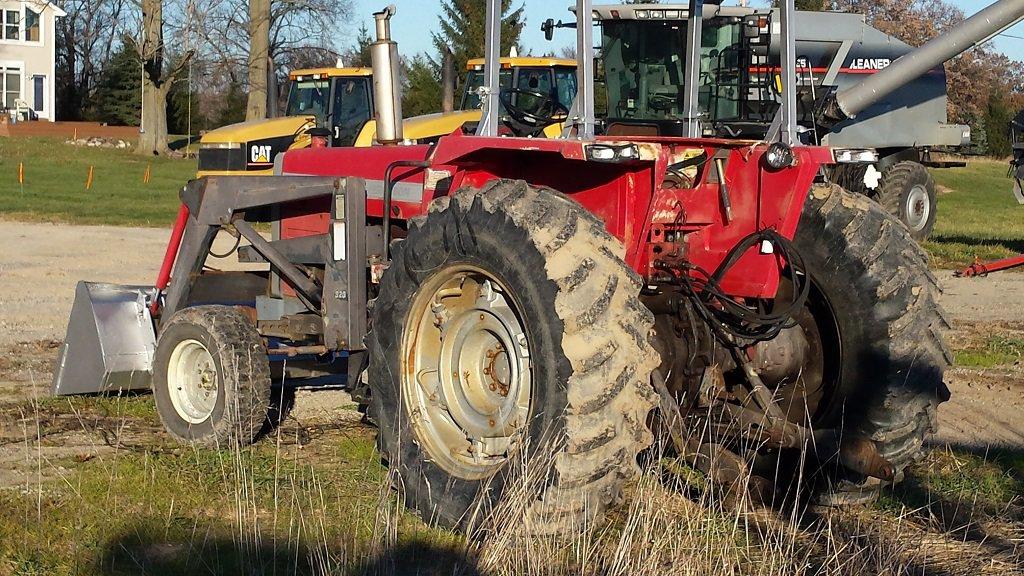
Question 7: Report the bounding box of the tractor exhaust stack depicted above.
[370,5,403,145]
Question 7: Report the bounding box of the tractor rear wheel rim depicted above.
[167,339,218,424]
[905,184,930,232]
[403,265,532,480]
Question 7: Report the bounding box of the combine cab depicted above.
[53,0,1024,534]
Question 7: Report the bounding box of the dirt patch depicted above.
[4,121,140,140]
[0,220,263,347]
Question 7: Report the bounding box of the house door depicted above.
[32,75,44,114]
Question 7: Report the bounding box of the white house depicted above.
[0,0,65,121]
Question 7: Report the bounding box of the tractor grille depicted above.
[198,147,247,172]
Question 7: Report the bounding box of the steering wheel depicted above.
[499,88,570,134]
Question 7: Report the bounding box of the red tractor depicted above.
[53,0,1024,532]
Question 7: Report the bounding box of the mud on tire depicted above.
[153,305,271,447]
[368,179,659,534]
[795,184,951,502]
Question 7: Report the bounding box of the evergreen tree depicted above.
[432,0,525,83]
[90,43,141,126]
[216,80,248,127]
[985,88,1013,157]
[167,74,205,136]
[403,54,442,117]
[345,23,373,67]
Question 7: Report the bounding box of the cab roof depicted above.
[289,67,373,79]
[465,56,577,70]
[590,4,764,20]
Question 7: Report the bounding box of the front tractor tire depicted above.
[874,161,937,241]
[795,184,951,501]
[368,180,659,534]
[153,305,272,447]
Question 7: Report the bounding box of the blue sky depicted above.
[348,0,1024,62]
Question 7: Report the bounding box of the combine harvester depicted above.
[52,0,1024,532]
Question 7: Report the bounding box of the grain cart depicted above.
[570,4,973,240]
[52,0,1024,533]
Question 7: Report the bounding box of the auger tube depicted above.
[820,0,1024,124]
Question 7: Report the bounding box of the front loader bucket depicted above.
[51,282,158,396]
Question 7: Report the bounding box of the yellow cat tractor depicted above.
[197,67,375,176]
[356,56,579,145]
[198,57,578,177]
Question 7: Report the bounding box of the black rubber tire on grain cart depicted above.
[873,161,937,241]
[153,305,272,447]
[793,184,951,503]
[368,179,660,535]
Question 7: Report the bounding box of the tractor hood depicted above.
[353,109,562,146]
[354,110,481,146]
[201,115,316,146]
[403,110,481,141]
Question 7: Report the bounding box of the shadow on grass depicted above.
[871,443,1024,571]
[168,135,202,152]
[95,525,486,576]
[930,234,1024,254]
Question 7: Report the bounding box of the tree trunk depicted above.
[135,0,170,156]
[246,0,270,121]
[137,82,170,155]
[266,53,277,118]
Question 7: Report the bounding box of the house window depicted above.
[25,7,39,42]
[4,10,19,40]
[2,66,21,109]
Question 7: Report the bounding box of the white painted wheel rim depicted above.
[167,339,219,424]
[905,184,931,232]
[402,265,532,480]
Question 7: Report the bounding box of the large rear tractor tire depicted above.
[368,179,659,534]
[794,184,951,502]
[153,305,272,447]
[874,161,937,241]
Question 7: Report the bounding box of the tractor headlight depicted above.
[199,142,242,149]
[833,148,879,164]
[586,143,640,162]
[198,141,246,172]
[764,142,794,170]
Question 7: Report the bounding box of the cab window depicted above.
[331,77,373,146]
[554,67,578,109]
[461,69,513,110]
[286,79,330,124]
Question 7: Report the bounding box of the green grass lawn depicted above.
[926,158,1024,269]
[0,136,196,227]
